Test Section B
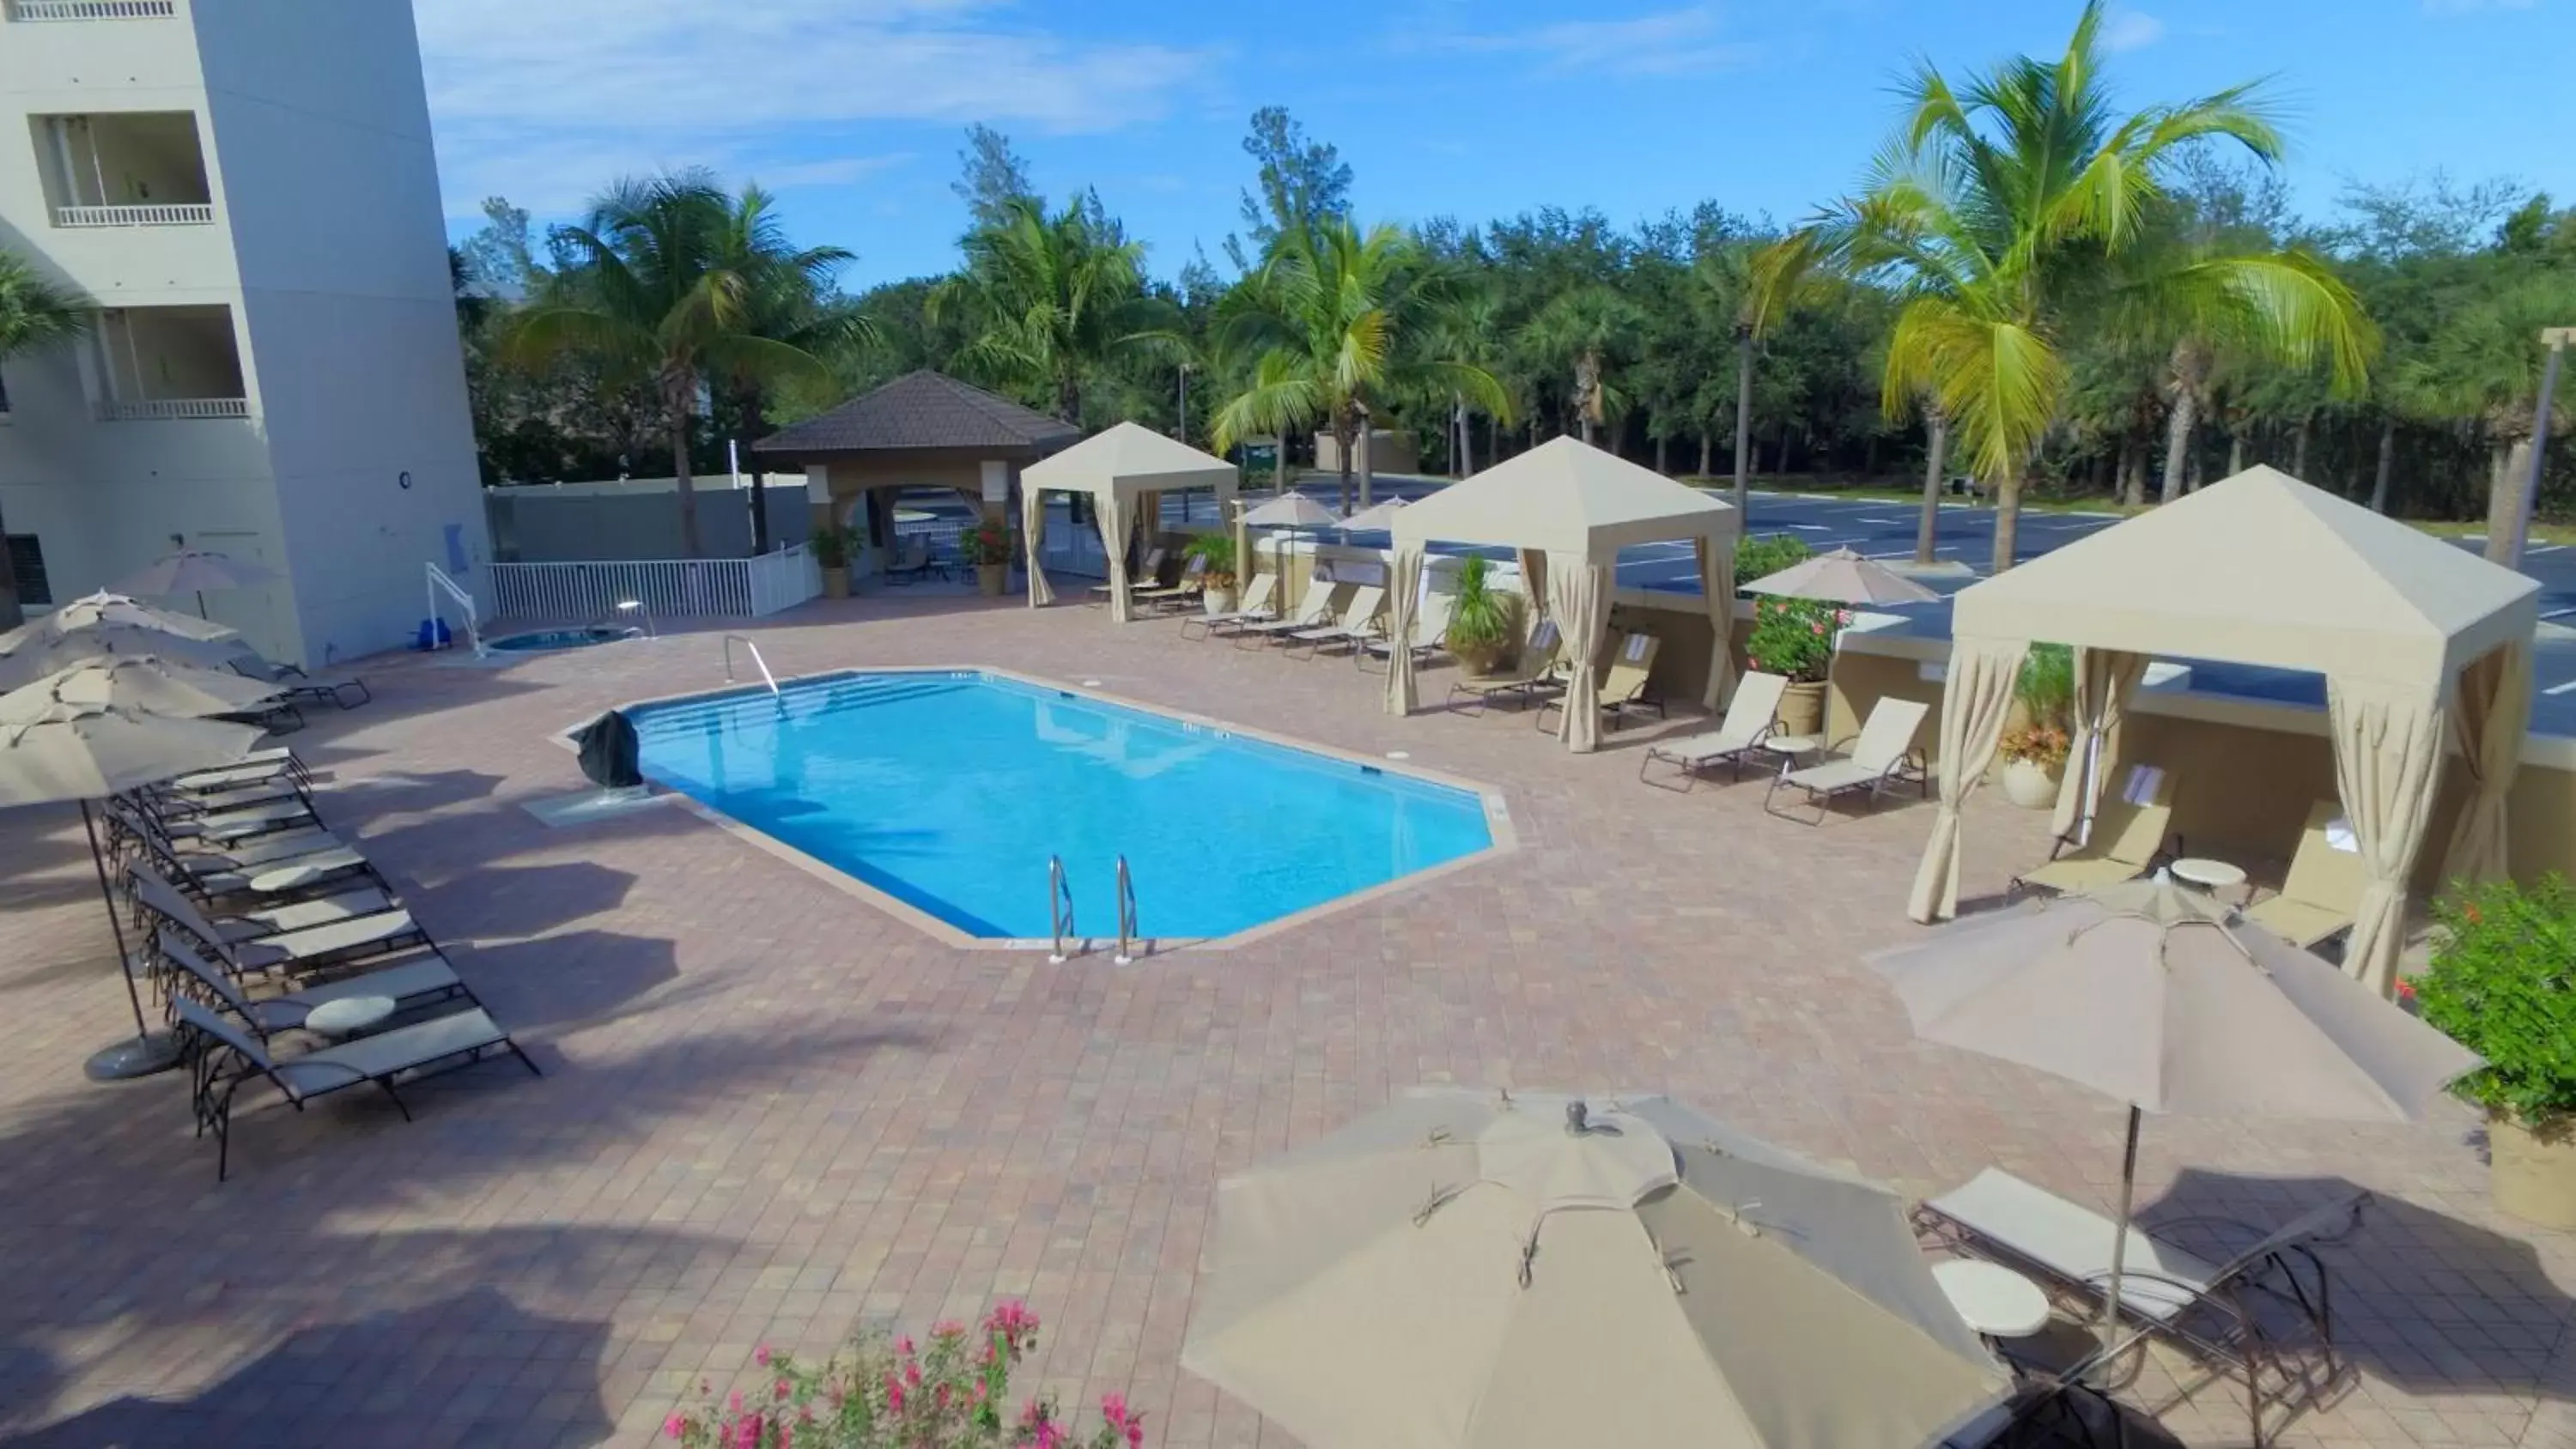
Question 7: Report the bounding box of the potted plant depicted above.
[1997,643,2075,808]
[810,524,855,599]
[1182,532,1239,615]
[959,518,1015,597]
[2415,876,2576,1228]
[1443,555,1518,675]
[1742,597,1840,737]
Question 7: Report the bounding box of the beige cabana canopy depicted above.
[1910,465,2541,1000]
[1385,437,1740,751]
[1018,421,1240,623]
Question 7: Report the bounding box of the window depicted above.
[5,535,49,606]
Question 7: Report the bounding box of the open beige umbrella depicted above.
[1870,879,2479,1335]
[0,667,265,1079]
[1183,1087,2008,1449]
[1742,548,1941,607]
[112,549,280,620]
[1242,492,1341,612]
[0,624,255,692]
[0,656,279,723]
[1338,497,1406,533]
[13,590,242,644]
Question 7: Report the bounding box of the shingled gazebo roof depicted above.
[754,371,1079,461]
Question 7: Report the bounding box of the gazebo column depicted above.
[804,464,833,543]
[980,460,1011,527]
[2329,678,2448,998]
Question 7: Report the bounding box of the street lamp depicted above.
[2504,327,2574,570]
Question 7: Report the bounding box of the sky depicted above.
[415,0,2576,289]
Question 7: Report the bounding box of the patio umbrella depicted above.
[1742,549,1941,732]
[1338,496,1406,535]
[112,549,278,620]
[1869,879,2479,1337]
[12,590,242,644]
[0,623,254,693]
[0,670,264,1079]
[1183,1087,2010,1449]
[1241,491,1340,612]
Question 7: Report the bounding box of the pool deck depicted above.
[2,591,2571,1447]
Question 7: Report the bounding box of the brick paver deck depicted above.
[1,591,2569,1447]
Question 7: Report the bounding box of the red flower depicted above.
[664,1413,688,1440]
[775,1378,792,1401]
[887,1376,906,1414]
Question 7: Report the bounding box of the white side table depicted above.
[303,996,396,1038]
[1762,734,1827,768]
[1933,1258,2052,1340]
[2169,858,2248,895]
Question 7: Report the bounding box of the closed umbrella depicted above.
[0,666,265,1079]
[1869,879,2479,1339]
[1183,1087,2009,1449]
[112,549,279,620]
[1241,491,1340,613]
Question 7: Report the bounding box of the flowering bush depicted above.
[665,1304,1142,1449]
[959,520,1017,568]
[1997,722,2070,768]
[2415,875,2576,1124]
[1742,597,1848,684]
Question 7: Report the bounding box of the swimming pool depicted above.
[628,670,1499,941]
[490,626,637,653]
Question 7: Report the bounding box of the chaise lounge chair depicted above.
[106,798,377,900]
[2242,800,2370,949]
[131,862,427,976]
[1762,695,1929,823]
[1135,555,1209,612]
[1236,582,1349,648]
[156,927,472,1033]
[1917,1167,2368,1446]
[1447,618,1563,714]
[170,994,537,1180]
[1286,585,1385,658]
[2012,765,2178,898]
[1637,671,1790,790]
[1534,633,1663,735]
[1090,547,1168,604]
[231,654,370,711]
[1181,573,1277,641]
[1358,591,1454,672]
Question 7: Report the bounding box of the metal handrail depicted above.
[1048,855,1077,963]
[721,634,778,696]
[1115,855,1141,965]
[423,561,486,658]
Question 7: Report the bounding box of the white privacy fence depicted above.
[486,547,819,621]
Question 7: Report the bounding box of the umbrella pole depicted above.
[195,590,208,620]
[2098,1103,2143,1344]
[78,798,181,1082]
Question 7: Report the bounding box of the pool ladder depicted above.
[1045,854,1145,965]
[722,634,781,706]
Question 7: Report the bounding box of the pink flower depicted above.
[727,1390,743,1415]
[932,1319,967,1339]
[665,1413,689,1440]
[887,1376,907,1414]
[1810,621,1826,636]
[756,1344,772,1367]
[895,1337,915,1357]
[775,1377,792,1401]
[904,1361,923,1387]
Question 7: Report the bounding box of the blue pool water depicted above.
[491,627,635,653]
[629,671,1495,939]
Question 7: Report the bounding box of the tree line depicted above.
[453,3,2576,567]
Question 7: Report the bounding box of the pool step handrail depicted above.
[721,634,780,697]
[423,561,487,659]
[1115,855,1142,964]
[1048,855,1077,963]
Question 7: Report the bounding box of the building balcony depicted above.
[5,0,176,18]
[53,202,213,228]
[89,304,249,422]
[95,397,247,421]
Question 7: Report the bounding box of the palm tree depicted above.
[1695,243,1763,511]
[704,183,862,555]
[1519,285,1644,447]
[1209,220,1509,513]
[2405,270,2576,561]
[1757,2,2313,571]
[506,171,836,557]
[932,195,1179,425]
[0,252,88,629]
[1422,288,1506,476]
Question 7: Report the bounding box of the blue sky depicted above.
[416,0,2573,288]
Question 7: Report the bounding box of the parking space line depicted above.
[2547,680,2576,697]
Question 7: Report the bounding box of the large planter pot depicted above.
[1999,757,2062,809]
[2490,1113,2576,1228]
[1203,585,1239,617]
[975,563,1007,597]
[1452,634,1508,677]
[1776,679,1826,740]
[820,566,850,600]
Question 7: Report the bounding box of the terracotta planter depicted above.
[1776,680,1826,739]
[1203,585,1238,617]
[1999,757,2062,809]
[820,566,850,600]
[975,563,1007,597]
[2490,1112,2576,1229]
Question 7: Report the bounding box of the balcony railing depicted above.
[55,203,214,228]
[97,397,248,421]
[8,1,177,18]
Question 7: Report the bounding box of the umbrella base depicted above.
[84,1030,182,1082]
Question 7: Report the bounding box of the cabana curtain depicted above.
[2438,639,2532,887]
[2330,680,2447,999]
[1906,637,2028,923]
[1694,535,1735,709]
[1550,561,1611,754]
[1022,482,1054,607]
[2050,648,2150,842]
[1094,494,1132,624]
[1385,547,1425,717]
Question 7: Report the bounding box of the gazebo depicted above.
[1910,465,2540,998]
[1386,437,1740,751]
[1019,422,1240,623]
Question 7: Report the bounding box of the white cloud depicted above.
[414,0,1215,217]
[1424,5,1760,79]
[2101,8,2166,52]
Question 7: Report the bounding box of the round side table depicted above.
[2168,858,2248,895]
[1933,1258,2052,1341]
[303,996,396,1039]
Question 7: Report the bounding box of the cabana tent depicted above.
[1386,437,1740,751]
[1019,422,1240,623]
[1909,465,2540,998]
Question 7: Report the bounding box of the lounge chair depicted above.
[156,927,471,1032]
[1447,618,1563,714]
[1135,555,1209,611]
[172,746,310,794]
[106,797,376,899]
[1358,591,1455,672]
[231,654,369,711]
[2013,766,2179,898]
[133,791,318,845]
[1090,547,1168,603]
[1917,1167,2368,1446]
[1180,573,1277,641]
[2243,800,2371,949]
[1534,633,1663,734]
[884,536,941,584]
[1637,672,1792,790]
[1286,585,1385,658]
[131,863,426,975]
[170,995,535,1180]
[1236,582,1348,648]
[1762,696,1929,823]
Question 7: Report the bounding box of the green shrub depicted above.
[809,524,856,569]
[1744,597,1845,683]
[958,518,1015,567]
[1735,533,1813,589]
[2415,875,2576,1123]
[1181,531,1238,587]
[2017,643,2075,730]
[1446,555,1516,650]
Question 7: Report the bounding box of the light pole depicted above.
[2504,327,2574,570]
[1176,362,1189,446]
